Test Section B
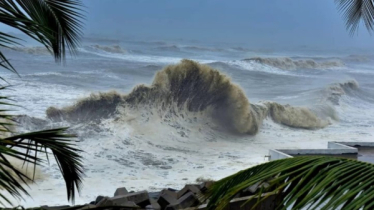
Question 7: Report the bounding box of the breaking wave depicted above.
[244,57,345,70]
[325,80,359,105]
[47,60,331,135]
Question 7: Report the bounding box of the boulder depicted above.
[96,196,139,208]
[199,181,214,193]
[123,190,150,207]
[157,189,178,209]
[114,187,129,196]
[177,185,201,198]
[149,191,161,199]
[165,192,200,210]
[95,195,105,204]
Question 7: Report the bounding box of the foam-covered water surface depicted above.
[1,38,374,206]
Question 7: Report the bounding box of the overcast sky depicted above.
[2,0,374,49]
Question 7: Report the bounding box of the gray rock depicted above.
[114,187,129,196]
[166,192,200,210]
[95,195,105,204]
[96,196,138,207]
[157,189,178,209]
[199,181,214,193]
[177,185,201,198]
[124,190,150,207]
[149,191,161,199]
[148,198,161,210]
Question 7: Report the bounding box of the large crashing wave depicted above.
[244,57,344,70]
[47,60,330,135]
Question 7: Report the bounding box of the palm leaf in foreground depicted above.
[205,156,374,210]
[0,0,84,63]
[335,0,374,34]
[0,91,84,205]
[3,128,84,203]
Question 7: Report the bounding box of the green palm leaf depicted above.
[0,0,85,206]
[0,0,84,63]
[0,91,84,205]
[205,156,374,210]
[335,0,374,34]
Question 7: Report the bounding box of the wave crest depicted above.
[47,60,330,134]
[326,80,359,105]
[244,57,344,70]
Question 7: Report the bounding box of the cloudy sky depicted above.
[2,0,374,49]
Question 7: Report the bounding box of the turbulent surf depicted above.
[47,60,330,134]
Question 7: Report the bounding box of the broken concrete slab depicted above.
[149,191,161,199]
[123,190,150,207]
[177,185,201,198]
[96,196,140,208]
[94,195,105,204]
[199,181,214,193]
[157,189,178,209]
[144,198,161,210]
[114,187,129,196]
[166,192,200,210]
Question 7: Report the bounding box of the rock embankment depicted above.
[32,181,280,210]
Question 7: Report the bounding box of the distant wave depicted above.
[154,45,225,52]
[231,47,249,52]
[155,45,181,51]
[183,46,224,52]
[47,60,330,135]
[345,54,370,62]
[90,45,126,54]
[10,46,51,55]
[244,57,345,70]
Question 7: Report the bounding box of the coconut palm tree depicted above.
[0,0,84,206]
[205,1,374,209]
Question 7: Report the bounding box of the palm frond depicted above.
[0,87,84,205]
[205,156,374,210]
[0,0,84,63]
[335,0,374,35]
[2,128,84,204]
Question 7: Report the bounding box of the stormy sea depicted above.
[2,37,374,206]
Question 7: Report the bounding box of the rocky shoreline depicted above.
[22,181,279,210]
